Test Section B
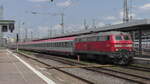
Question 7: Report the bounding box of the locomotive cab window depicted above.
[124,35,130,40]
[115,35,122,40]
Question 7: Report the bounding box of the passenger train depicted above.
[10,31,134,65]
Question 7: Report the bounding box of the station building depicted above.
[0,20,15,47]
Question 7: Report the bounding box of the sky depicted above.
[1,0,150,40]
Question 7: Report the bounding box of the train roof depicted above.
[18,36,76,45]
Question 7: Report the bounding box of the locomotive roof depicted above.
[76,31,129,38]
[98,31,129,35]
[18,36,75,45]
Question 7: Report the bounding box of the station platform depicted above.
[0,49,55,84]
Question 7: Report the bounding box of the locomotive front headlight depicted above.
[115,48,119,51]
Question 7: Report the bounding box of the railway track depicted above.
[17,51,150,84]
[16,51,94,84]
[122,65,150,73]
[130,65,150,71]
[35,53,150,84]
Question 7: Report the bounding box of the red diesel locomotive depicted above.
[75,32,133,64]
[10,31,134,65]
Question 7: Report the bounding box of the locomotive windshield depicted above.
[124,35,130,40]
[115,36,122,40]
[115,35,131,40]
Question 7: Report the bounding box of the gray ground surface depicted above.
[0,50,47,84]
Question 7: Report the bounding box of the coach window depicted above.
[68,42,71,47]
[55,43,57,47]
[56,42,58,47]
[64,42,67,47]
[54,43,55,47]
[57,42,59,47]
[66,42,68,47]
[63,42,65,47]
[61,42,62,47]
[39,43,41,47]
[43,43,44,47]
[105,36,110,41]
[61,42,63,47]
[64,42,66,47]
[70,42,73,47]
[51,43,53,47]
[53,43,55,47]
[45,43,47,47]
[56,43,58,47]
[46,43,48,47]
[42,43,44,47]
[59,42,60,47]
[50,43,52,47]
[47,43,49,47]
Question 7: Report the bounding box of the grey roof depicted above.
[0,20,15,25]
[35,19,150,41]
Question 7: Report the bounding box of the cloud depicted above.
[31,26,50,38]
[119,11,136,19]
[28,0,49,2]
[105,16,117,20]
[57,0,72,7]
[140,3,150,10]
[112,20,123,25]
[96,22,105,27]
